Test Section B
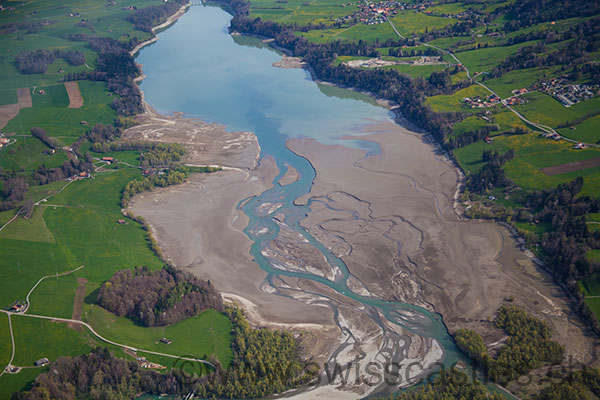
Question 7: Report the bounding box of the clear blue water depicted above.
[136,4,514,398]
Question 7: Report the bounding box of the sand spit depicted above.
[124,105,258,169]
[288,120,598,393]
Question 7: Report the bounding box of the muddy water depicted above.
[136,4,512,397]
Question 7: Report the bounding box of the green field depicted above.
[85,306,234,366]
[559,114,600,143]
[250,0,358,26]
[3,81,117,146]
[515,92,600,129]
[426,84,491,113]
[481,67,561,99]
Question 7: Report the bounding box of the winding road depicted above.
[384,17,599,147]
[1,265,214,378]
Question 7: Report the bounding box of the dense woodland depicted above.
[97,265,223,326]
[13,307,313,399]
[455,306,564,385]
[125,0,186,32]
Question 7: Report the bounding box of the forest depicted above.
[455,306,564,385]
[12,307,313,399]
[97,265,223,327]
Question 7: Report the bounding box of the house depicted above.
[79,171,89,178]
[102,157,115,163]
[160,338,172,344]
[484,136,493,144]
[80,121,88,125]
[117,219,126,224]
[38,89,46,95]
[0,138,9,144]
[35,358,49,367]
[9,304,23,312]
[574,142,588,149]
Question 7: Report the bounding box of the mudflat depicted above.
[128,106,597,397]
[288,120,597,371]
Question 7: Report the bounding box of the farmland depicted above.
[0,0,236,396]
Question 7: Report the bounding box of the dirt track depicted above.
[541,157,600,175]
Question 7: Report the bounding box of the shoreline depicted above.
[129,3,191,57]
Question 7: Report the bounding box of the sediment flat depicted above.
[288,120,597,367]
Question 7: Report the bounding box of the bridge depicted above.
[190,0,204,5]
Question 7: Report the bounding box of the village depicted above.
[534,78,600,107]
[461,93,501,108]
[337,0,432,26]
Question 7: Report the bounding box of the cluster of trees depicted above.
[0,175,28,212]
[14,307,312,399]
[97,265,223,327]
[384,368,503,400]
[190,306,315,398]
[386,47,441,57]
[539,366,600,400]
[92,141,185,167]
[455,306,564,385]
[446,126,498,149]
[15,49,85,74]
[465,149,515,193]
[32,158,94,185]
[121,167,188,207]
[31,127,59,149]
[124,1,185,32]
[66,34,143,115]
[0,19,54,35]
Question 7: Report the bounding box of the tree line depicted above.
[15,49,85,74]
[455,306,565,385]
[97,265,223,327]
[125,0,186,33]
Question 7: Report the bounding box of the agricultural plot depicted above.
[425,84,491,113]
[249,0,358,26]
[85,306,234,367]
[454,41,540,74]
[2,81,117,145]
[514,92,600,129]
[559,115,600,144]
[480,66,561,99]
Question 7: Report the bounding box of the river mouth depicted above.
[131,4,593,399]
